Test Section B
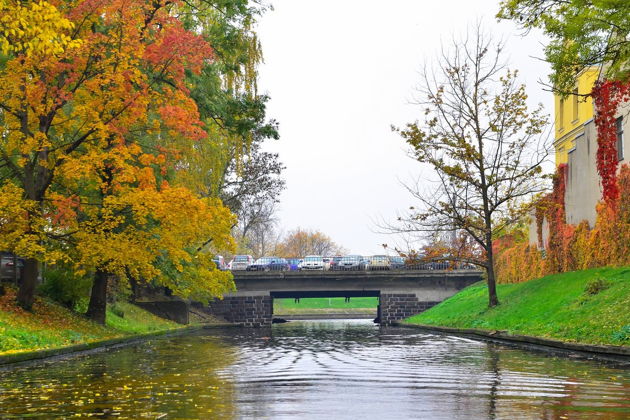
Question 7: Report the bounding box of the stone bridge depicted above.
[204,270,483,327]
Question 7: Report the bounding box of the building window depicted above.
[572,88,579,121]
[559,98,565,129]
[617,117,624,161]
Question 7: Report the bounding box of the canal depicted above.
[1,319,628,419]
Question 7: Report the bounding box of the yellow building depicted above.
[554,67,600,165]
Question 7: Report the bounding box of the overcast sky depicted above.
[255,0,552,255]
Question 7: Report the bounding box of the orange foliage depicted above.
[495,164,630,283]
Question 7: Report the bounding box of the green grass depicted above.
[106,302,181,334]
[405,266,630,346]
[275,297,378,309]
[274,297,378,315]
[0,287,183,355]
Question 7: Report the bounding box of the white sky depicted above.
[256,0,552,255]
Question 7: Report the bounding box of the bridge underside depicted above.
[202,270,482,327]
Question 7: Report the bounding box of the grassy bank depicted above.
[274,297,378,316]
[405,267,630,346]
[0,287,182,355]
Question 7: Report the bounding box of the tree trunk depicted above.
[485,241,499,307]
[86,269,108,324]
[17,258,39,310]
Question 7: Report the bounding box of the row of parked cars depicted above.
[216,254,421,272]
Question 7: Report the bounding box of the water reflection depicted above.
[0,320,628,419]
[0,335,237,418]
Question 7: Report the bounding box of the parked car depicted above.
[322,257,332,270]
[287,258,302,271]
[212,255,228,271]
[247,257,289,271]
[427,261,450,270]
[389,256,406,270]
[329,256,343,270]
[301,255,324,270]
[338,255,363,270]
[0,252,23,281]
[229,255,253,271]
[369,255,390,270]
[360,256,371,271]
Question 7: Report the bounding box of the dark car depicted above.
[247,257,289,271]
[389,256,405,270]
[329,256,343,270]
[287,258,302,271]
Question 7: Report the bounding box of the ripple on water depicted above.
[0,319,628,419]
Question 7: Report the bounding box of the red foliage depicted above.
[547,163,573,273]
[592,80,630,202]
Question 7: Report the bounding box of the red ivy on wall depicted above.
[592,80,630,203]
[545,164,570,272]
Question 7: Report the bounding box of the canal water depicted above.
[0,319,628,419]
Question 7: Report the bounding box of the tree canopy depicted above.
[498,0,630,92]
[0,0,277,321]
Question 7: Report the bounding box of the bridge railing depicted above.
[233,262,478,272]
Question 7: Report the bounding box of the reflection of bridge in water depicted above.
[204,270,483,326]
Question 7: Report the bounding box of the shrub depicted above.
[494,164,630,283]
[39,266,92,312]
[584,278,610,296]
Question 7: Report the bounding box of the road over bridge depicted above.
[204,270,483,326]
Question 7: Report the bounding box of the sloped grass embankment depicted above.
[405,267,630,346]
[0,288,182,355]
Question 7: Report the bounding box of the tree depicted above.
[498,0,630,93]
[275,228,346,258]
[390,27,551,307]
[245,214,282,258]
[0,0,232,311]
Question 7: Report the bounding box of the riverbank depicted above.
[0,287,190,357]
[404,266,630,347]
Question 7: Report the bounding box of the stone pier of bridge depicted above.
[203,270,482,327]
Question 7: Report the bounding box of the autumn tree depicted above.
[498,0,630,93]
[0,0,235,312]
[275,228,346,258]
[390,28,551,307]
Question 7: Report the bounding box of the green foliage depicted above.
[39,267,92,312]
[498,0,630,93]
[406,267,630,345]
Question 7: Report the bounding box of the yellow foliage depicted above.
[0,0,81,56]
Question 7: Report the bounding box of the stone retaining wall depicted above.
[379,294,439,325]
[206,296,272,327]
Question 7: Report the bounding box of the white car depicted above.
[301,255,324,270]
[229,255,254,271]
